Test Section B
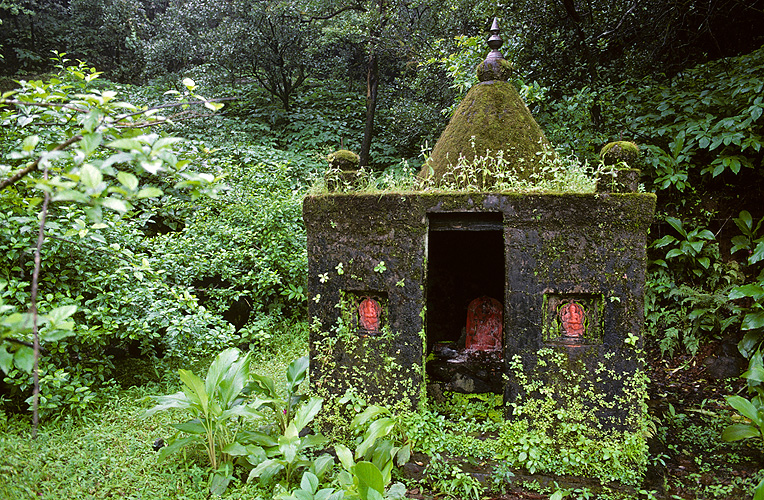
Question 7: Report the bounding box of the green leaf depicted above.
[158,435,199,462]
[80,163,103,189]
[665,217,686,237]
[52,190,90,203]
[356,418,396,460]
[726,395,763,426]
[722,423,760,442]
[354,461,385,500]
[78,133,102,155]
[292,397,323,432]
[46,305,77,323]
[172,419,207,434]
[210,471,232,496]
[743,311,764,331]
[754,477,764,500]
[751,241,764,265]
[152,137,184,150]
[22,135,40,152]
[137,187,163,199]
[179,369,209,414]
[301,471,319,494]
[117,171,139,191]
[101,197,130,213]
[40,329,75,342]
[730,284,764,301]
[205,348,241,400]
[107,138,143,151]
[335,444,355,471]
[0,345,14,374]
[351,405,389,430]
[14,346,34,373]
[743,366,764,384]
[286,356,309,393]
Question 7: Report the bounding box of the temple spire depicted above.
[477,18,511,82]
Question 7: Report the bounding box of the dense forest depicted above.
[2,1,764,499]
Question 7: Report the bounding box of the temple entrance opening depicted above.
[426,212,505,394]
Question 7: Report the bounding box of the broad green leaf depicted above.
[751,241,764,264]
[22,135,40,152]
[137,187,163,199]
[14,346,34,373]
[335,444,355,471]
[743,366,764,384]
[101,197,130,213]
[286,355,309,393]
[52,190,90,203]
[40,329,75,342]
[726,395,762,426]
[117,171,139,191]
[46,305,77,323]
[730,284,764,301]
[356,418,396,460]
[354,461,384,500]
[80,163,103,189]
[722,423,760,442]
[210,471,232,496]
[754,477,764,500]
[301,471,319,494]
[142,391,193,418]
[172,419,206,434]
[651,235,676,248]
[152,137,184,150]
[0,345,14,374]
[743,311,764,331]
[292,397,323,432]
[158,435,199,462]
[665,248,684,259]
[205,348,241,399]
[351,405,389,430]
[107,138,143,151]
[396,443,411,467]
[79,133,102,155]
[182,78,196,89]
[222,441,248,456]
[179,369,209,413]
[665,216,686,237]
[140,159,163,174]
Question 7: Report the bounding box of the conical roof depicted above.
[420,20,554,186]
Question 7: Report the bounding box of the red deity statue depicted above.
[465,296,503,352]
[559,301,586,339]
[358,297,382,332]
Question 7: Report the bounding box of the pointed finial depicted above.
[477,18,512,82]
[487,18,503,51]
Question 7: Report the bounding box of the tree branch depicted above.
[0,135,82,191]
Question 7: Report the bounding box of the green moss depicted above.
[600,141,640,167]
[420,81,554,186]
[327,149,360,170]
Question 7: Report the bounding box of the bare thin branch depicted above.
[0,135,83,191]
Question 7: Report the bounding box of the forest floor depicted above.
[405,337,764,500]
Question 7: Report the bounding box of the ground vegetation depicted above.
[1,2,764,498]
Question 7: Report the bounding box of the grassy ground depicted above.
[0,327,308,500]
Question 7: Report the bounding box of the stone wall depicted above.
[304,192,655,429]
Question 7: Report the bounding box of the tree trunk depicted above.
[359,50,378,167]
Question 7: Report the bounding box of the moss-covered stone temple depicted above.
[304,20,655,433]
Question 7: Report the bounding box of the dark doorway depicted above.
[426,212,505,353]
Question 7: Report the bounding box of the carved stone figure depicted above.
[358,297,382,332]
[465,296,502,351]
[559,301,586,339]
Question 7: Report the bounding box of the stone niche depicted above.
[305,191,655,429]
